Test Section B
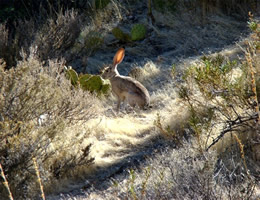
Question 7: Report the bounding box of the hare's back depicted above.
[112,76,150,99]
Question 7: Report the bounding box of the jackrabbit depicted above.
[101,48,150,112]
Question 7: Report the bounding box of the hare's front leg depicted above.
[116,96,126,112]
[116,99,121,112]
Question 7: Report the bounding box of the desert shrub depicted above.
[210,0,258,16]
[150,17,260,200]
[146,0,258,19]
[152,0,178,12]
[0,23,11,66]
[72,29,104,58]
[0,0,91,23]
[34,9,81,61]
[0,20,34,67]
[0,4,120,67]
[0,17,40,67]
[0,9,82,68]
[71,3,123,58]
[95,0,111,9]
[179,53,259,148]
[0,54,103,199]
[181,0,258,17]
[174,17,260,184]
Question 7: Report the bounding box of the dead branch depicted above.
[206,113,258,151]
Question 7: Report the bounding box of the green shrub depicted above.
[72,29,104,57]
[79,74,111,95]
[85,31,104,51]
[112,27,131,42]
[65,67,79,86]
[187,54,239,100]
[152,0,178,12]
[112,24,147,42]
[131,24,146,41]
[95,0,111,9]
[180,53,258,144]
[65,67,111,95]
[177,20,260,181]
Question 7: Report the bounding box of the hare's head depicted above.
[101,65,116,79]
[101,47,125,80]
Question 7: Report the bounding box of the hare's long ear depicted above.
[113,48,125,68]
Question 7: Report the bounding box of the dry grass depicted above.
[58,142,257,200]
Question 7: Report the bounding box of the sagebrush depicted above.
[0,54,103,199]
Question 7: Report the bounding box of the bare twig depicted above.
[33,158,45,200]
[147,0,155,24]
[206,113,258,151]
[0,164,14,200]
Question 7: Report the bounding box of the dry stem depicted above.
[33,158,46,200]
[233,134,250,177]
[0,164,14,200]
[246,48,260,123]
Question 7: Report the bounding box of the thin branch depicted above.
[33,158,45,200]
[0,164,14,200]
[206,113,258,151]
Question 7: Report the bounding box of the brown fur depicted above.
[101,48,150,112]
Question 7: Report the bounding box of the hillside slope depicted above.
[48,10,260,198]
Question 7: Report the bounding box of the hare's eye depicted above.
[102,68,108,73]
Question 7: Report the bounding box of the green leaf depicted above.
[131,24,146,41]
[65,68,79,86]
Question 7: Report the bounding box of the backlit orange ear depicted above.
[113,48,125,66]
